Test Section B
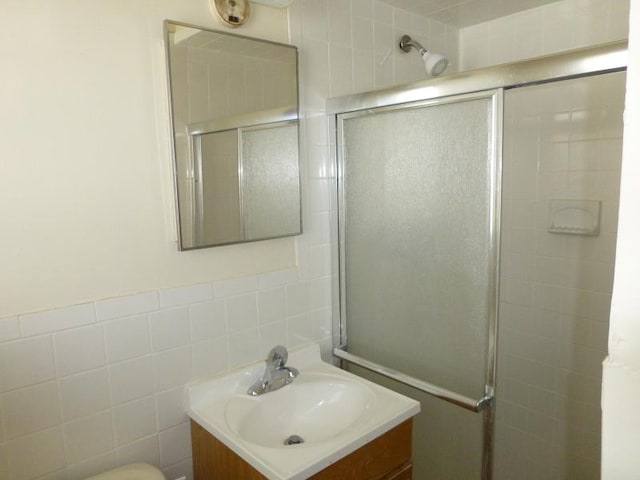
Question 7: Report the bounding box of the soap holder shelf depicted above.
[548,199,601,236]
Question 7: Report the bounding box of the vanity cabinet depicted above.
[191,419,413,480]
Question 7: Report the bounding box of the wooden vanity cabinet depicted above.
[191,419,413,480]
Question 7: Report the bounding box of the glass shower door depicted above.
[336,90,501,479]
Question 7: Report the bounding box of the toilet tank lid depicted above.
[86,463,166,480]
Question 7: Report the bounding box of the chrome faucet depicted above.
[247,345,299,396]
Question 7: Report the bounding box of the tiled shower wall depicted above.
[496,71,625,479]
[0,269,332,480]
[290,0,459,107]
[459,0,629,71]
[183,46,296,124]
[456,1,629,478]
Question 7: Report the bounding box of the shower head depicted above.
[399,34,448,77]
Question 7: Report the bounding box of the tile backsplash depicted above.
[0,268,331,480]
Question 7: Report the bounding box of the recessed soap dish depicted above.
[548,199,601,236]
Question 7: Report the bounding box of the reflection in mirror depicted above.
[164,21,302,249]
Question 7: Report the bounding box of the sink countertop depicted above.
[186,343,421,480]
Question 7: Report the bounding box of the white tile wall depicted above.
[63,412,115,464]
[1,382,61,440]
[6,427,67,479]
[192,336,228,380]
[225,294,258,333]
[459,0,629,70]
[95,292,159,322]
[20,304,95,337]
[109,357,155,406]
[292,0,459,108]
[257,288,286,325]
[495,71,625,480]
[113,397,157,446]
[149,307,191,352]
[54,326,107,378]
[153,346,193,393]
[59,370,111,422]
[113,433,159,467]
[158,283,212,309]
[0,337,56,393]
[181,43,297,125]
[0,316,19,343]
[0,268,330,479]
[104,315,151,363]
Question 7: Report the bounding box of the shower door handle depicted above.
[333,348,493,413]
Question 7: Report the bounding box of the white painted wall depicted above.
[0,1,293,317]
[602,0,640,478]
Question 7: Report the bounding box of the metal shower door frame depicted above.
[334,89,503,479]
[334,89,502,409]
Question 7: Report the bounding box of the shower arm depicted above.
[399,35,427,56]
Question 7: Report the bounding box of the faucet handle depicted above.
[266,345,288,368]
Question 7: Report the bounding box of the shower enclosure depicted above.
[329,42,627,479]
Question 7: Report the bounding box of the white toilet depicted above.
[87,463,166,480]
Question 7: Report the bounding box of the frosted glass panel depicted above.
[194,122,301,246]
[350,365,484,479]
[340,95,497,479]
[342,97,494,398]
[241,123,300,239]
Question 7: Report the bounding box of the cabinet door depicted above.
[386,463,413,480]
[192,419,413,480]
[309,420,412,479]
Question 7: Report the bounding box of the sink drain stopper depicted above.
[284,435,304,445]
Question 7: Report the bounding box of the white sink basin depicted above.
[228,373,375,447]
[187,344,420,480]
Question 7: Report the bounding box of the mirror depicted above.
[164,20,302,249]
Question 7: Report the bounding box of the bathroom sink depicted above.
[228,373,375,447]
[187,344,420,480]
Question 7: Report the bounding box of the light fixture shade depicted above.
[211,0,250,27]
[422,52,448,77]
